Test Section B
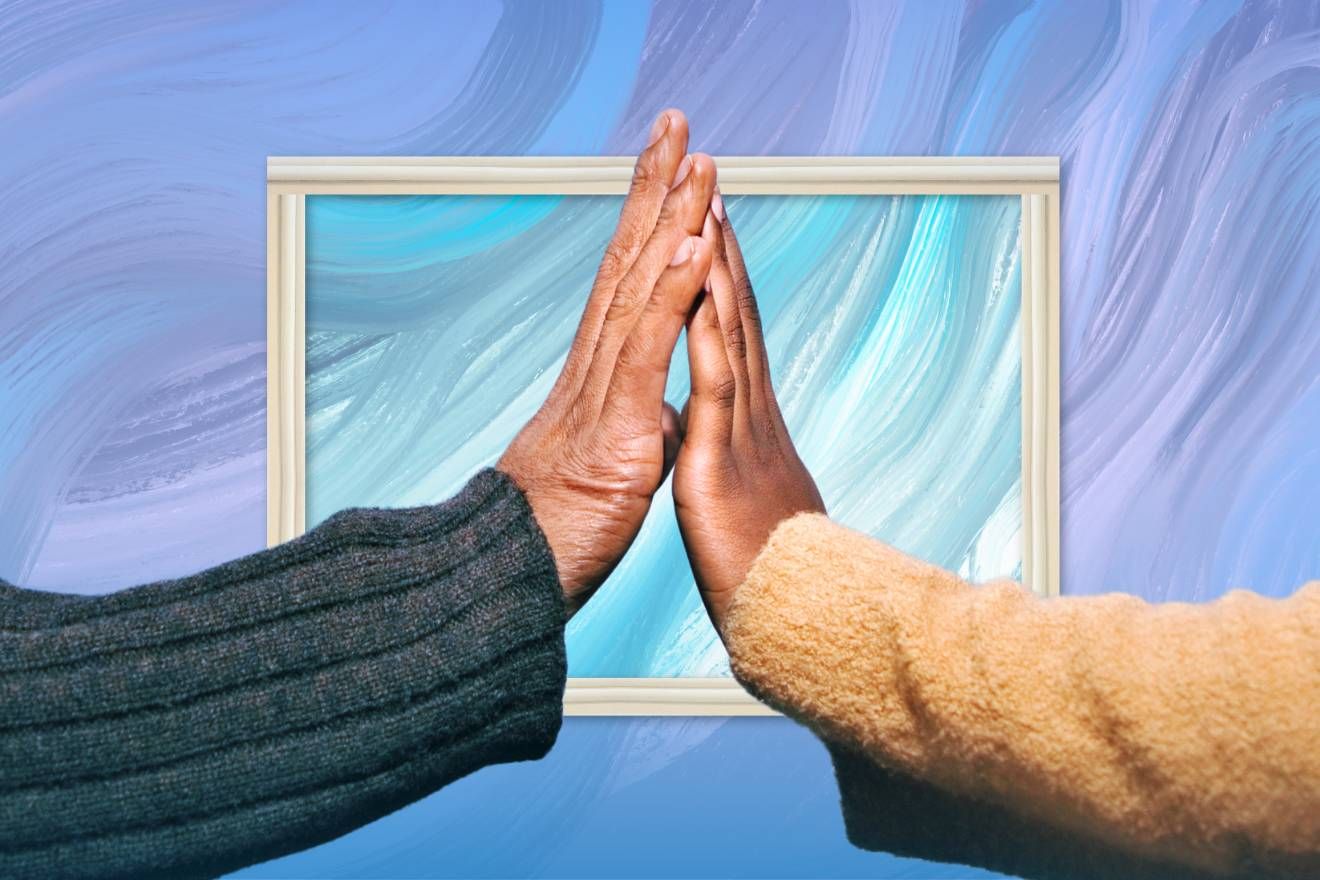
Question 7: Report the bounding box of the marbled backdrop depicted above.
[307,193,1022,677]
[1,1,1317,877]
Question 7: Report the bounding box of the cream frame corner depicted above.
[266,156,1062,717]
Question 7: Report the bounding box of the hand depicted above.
[673,190,826,631]
[500,110,717,616]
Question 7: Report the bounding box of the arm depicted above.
[1,109,719,880]
[0,470,565,880]
[674,188,1320,879]
[726,514,1320,879]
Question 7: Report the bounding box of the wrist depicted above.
[494,464,582,616]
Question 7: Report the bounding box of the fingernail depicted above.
[670,237,695,266]
[671,155,692,189]
[647,111,671,148]
[711,189,725,222]
[702,209,719,239]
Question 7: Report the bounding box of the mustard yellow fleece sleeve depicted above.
[724,513,1320,880]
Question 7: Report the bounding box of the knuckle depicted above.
[655,193,685,227]
[734,278,760,318]
[564,400,589,434]
[599,247,624,278]
[709,376,738,409]
[630,159,660,192]
[615,336,645,371]
[599,239,633,280]
[724,323,748,358]
[611,278,644,314]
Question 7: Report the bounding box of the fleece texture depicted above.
[0,469,567,880]
[724,513,1320,880]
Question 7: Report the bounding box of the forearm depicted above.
[724,513,1320,879]
[825,743,1225,880]
[0,469,567,880]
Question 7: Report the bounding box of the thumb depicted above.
[685,290,736,446]
[660,401,683,481]
[684,211,738,447]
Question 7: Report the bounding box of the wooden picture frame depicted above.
[267,157,1061,716]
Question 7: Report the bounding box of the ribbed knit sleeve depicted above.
[0,469,567,880]
[724,513,1320,880]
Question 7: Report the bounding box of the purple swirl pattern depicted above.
[1,2,1316,876]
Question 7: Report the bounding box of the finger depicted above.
[684,212,737,445]
[555,109,689,398]
[715,193,794,439]
[582,152,717,407]
[600,109,691,287]
[602,234,714,428]
[685,291,736,445]
[660,401,683,482]
[704,209,755,434]
[600,153,716,336]
[712,190,772,401]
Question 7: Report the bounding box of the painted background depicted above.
[1,0,1317,876]
[306,193,1023,677]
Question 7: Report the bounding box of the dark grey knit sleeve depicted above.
[0,468,567,880]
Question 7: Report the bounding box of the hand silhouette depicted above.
[673,190,825,630]
[500,110,717,615]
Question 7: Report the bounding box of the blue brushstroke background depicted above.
[306,194,1022,677]
[2,1,1317,877]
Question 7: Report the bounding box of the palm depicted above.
[673,446,734,591]
[672,196,825,630]
[498,111,716,616]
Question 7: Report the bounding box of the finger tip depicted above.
[690,235,714,265]
[664,108,689,142]
[673,236,712,279]
[689,152,717,185]
[702,210,720,242]
[645,109,688,156]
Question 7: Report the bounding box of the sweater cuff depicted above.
[722,513,897,723]
[722,512,962,745]
[723,513,833,714]
[0,469,569,880]
[407,468,568,762]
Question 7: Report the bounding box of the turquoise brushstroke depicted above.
[305,193,1022,677]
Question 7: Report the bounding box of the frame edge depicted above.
[266,158,1064,712]
[563,678,777,717]
[267,193,305,546]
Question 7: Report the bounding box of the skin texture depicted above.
[673,191,826,629]
[499,110,716,616]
